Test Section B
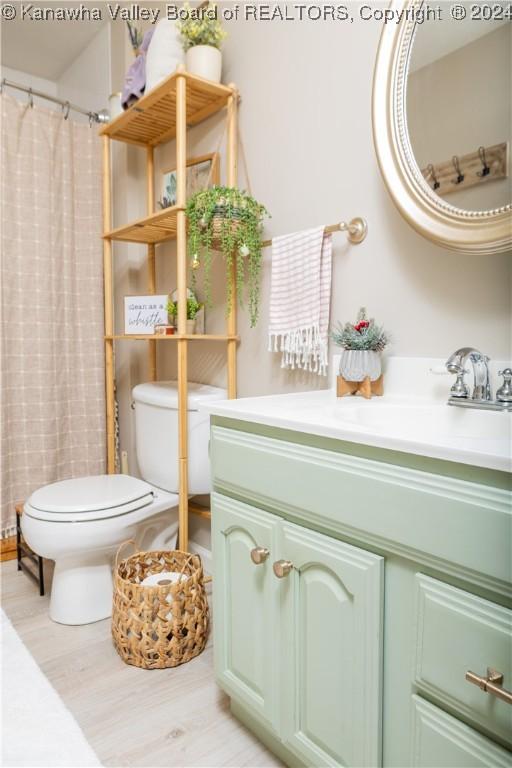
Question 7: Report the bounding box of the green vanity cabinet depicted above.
[212,493,383,768]
[210,418,512,768]
[212,495,281,731]
[410,697,511,768]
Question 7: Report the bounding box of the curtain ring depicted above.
[62,101,70,120]
[477,146,490,177]
[28,88,34,108]
[427,163,440,190]
[88,112,94,127]
[452,155,464,185]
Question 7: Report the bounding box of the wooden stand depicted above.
[100,69,239,550]
[336,375,384,400]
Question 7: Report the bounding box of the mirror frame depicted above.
[372,0,511,255]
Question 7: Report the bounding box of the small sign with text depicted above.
[124,295,168,335]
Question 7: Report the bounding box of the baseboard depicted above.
[188,539,212,576]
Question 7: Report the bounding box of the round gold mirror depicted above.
[373,0,511,254]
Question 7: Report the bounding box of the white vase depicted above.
[185,45,222,83]
[145,19,183,93]
[339,350,381,382]
[186,319,196,334]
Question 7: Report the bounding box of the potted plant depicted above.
[186,186,269,328]
[167,296,202,334]
[177,2,226,83]
[331,307,389,383]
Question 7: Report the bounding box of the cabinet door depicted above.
[411,695,512,767]
[212,493,280,731]
[279,522,384,768]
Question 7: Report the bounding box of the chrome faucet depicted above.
[446,347,491,400]
[445,348,511,411]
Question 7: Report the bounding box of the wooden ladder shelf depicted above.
[100,67,239,551]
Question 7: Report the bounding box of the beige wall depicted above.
[109,10,511,477]
[408,24,511,211]
[57,24,111,117]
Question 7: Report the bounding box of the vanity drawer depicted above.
[410,695,511,767]
[414,575,512,746]
[210,424,512,594]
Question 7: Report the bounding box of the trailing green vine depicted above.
[186,186,269,327]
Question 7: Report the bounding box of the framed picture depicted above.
[124,295,169,335]
[160,153,220,208]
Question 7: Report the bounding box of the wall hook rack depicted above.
[420,142,508,197]
[262,216,368,248]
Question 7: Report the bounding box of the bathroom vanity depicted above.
[205,362,511,767]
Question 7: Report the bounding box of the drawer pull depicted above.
[466,668,512,705]
[273,559,293,579]
[250,547,269,565]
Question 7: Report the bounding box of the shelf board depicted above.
[100,71,234,147]
[189,502,212,520]
[105,334,240,342]
[104,206,182,244]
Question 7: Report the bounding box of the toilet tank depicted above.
[132,381,226,494]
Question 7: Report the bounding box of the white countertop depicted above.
[201,358,511,473]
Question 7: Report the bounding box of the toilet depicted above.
[22,381,226,626]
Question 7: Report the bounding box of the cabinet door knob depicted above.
[250,546,269,565]
[273,559,293,578]
[466,668,512,705]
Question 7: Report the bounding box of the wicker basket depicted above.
[112,542,210,669]
[209,204,243,250]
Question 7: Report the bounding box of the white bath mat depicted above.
[1,609,102,767]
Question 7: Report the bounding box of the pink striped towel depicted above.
[269,226,332,375]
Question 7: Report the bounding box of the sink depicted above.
[201,383,512,472]
[329,402,511,443]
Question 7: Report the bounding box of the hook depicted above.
[28,88,34,108]
[62,101,70,120]
[477,145,490,177]
[427,163,440,191]
[452,155,464,185]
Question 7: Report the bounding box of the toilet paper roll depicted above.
[141,571,187,588]
[141,571,188,621]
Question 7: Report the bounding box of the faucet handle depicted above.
[450,369,470,398]
[496,369,512,403]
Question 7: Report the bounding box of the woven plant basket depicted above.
[112,541,210,670]
[211,211,241,250]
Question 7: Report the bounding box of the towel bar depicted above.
[261,217,367,248]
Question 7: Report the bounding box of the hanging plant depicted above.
[186,186,269,327]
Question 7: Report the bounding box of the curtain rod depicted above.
[1,78,109,124]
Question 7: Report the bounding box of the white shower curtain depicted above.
[1,93,106,536]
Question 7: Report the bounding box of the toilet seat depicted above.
[24,475,155,523]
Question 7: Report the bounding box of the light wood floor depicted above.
[1,560,282,768]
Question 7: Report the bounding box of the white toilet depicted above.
[22,381,225,626]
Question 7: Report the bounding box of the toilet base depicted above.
[50,554,114,625]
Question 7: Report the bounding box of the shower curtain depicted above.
[1,93,106,537]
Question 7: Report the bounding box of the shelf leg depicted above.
[102,135,116,473]
[227,85,239,399]
[147,145,157,382]
[176,68,189,551]
[178,340,188,551]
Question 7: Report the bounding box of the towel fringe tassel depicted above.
[268,325,328,376]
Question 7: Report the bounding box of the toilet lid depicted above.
[25,475,154,522]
